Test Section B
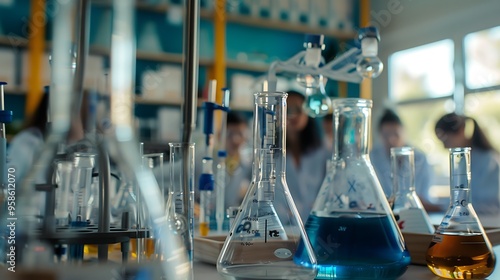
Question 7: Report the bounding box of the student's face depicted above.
[286,94,308,134]
[380,122,405,150]
[436,129,464,148]
[226,123,248,154]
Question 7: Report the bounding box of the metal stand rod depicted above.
[181,1,200,275]
[182,0,199,143]
[72,0,90,115]
[97,144,111,261]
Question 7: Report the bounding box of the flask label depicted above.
[432,234,443,243]
[274,248,292,259]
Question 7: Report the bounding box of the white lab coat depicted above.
[468,148,500,215]
[7,127,44,182]
[285,145,329,222]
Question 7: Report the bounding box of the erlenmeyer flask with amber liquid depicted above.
[426,147,495,279]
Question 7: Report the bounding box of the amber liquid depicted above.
[199,222,210,236]
[426,233,495,279]
[130,238,156,260]
[84,243,121,261]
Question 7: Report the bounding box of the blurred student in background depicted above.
[435,112,500,216]
[322,112,334,155]
[7,88,86,181]
[370,109,439,212]
[7,92,49,181]
[193,111,252,209]
[286,90,329,221]
[220,111,252,208]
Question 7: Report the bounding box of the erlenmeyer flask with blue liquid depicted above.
[295,98,411,279]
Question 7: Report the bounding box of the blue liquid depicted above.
[295,213,411,279]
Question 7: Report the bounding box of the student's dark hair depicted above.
[378,108,402,130]
[227,111,248,125]
[286,90,322,153]
[23,91,49,135]
[435,112,495,151]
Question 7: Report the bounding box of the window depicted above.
[464,91,500,152]
[389,39,455,102]
[464,26,500,90]
[387,26,500,207]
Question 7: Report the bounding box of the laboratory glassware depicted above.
[199,81,230,236]
[168,142,195,274]
[296,34,325,88]
[71,152,96,224]
[53,160,73,226]
[295,34,331,118]
[296,98,410,279]
[302,78,332,118]
[217,91,317,280]
[356,27,383,78]
[426,147,495,279]
[215,87,231,233]
[137,152,164,260]
[390,147,434,234]
[199,80,217,237]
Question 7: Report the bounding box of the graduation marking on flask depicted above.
[348,179,357,193]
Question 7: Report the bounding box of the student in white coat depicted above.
[435,112,500,216]
[369,109,438,212]
[285,90,329,222]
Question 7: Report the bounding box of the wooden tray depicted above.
[194,235,228,265]
[194,229,500,266]
[403,227,500,265]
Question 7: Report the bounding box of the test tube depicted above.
[54,160,73,225]
[71,153,96,224]
[141,153,164,259]
[215,88,230,233]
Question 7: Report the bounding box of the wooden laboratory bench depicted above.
[193,249,500,280]
[193,214,500,279]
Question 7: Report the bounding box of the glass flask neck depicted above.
[449,147,472,205]
[252,92,287,183]
[332,99,372,160]
[391,147,416,195]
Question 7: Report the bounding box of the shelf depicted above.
[91,45,268,72]
[135,95,205,107]
[91,0,213,20]
[3,87,26,96]
[90,45,213,66]
[91,0,357,39]
[0,35,28,48]
[226,14,357,40]
[226,60,269,72]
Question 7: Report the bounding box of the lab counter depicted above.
[193,246,500,280]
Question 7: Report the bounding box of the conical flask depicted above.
[296,98,411,279]
[390,147,434,234]
[426,147,495,279]
[217,92,317,280]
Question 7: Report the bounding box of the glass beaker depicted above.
[390,147,434,234]
[426,147,495,279]
[296,98,410,279]
[217,92,317,280]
